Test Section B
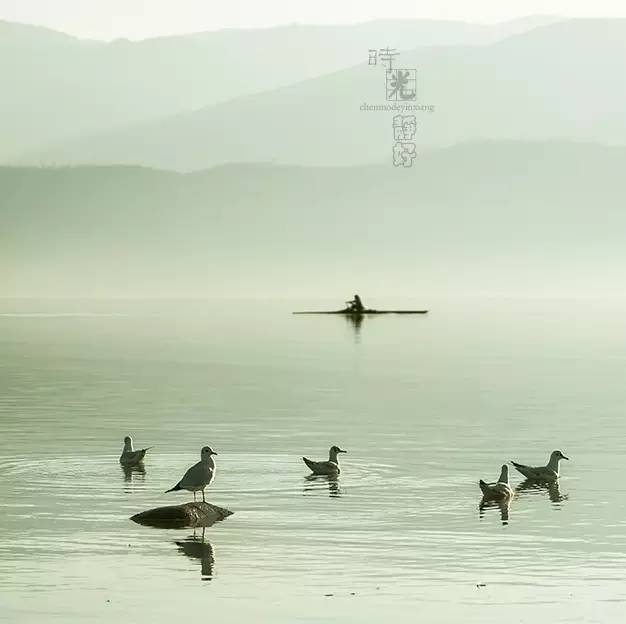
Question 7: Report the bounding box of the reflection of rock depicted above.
[175,529,215,580]
[479,496,511,525]
[130,502,233,529]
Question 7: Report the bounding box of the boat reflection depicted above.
[344,313,363,341]
[479,496,511,525]
[303,474,343,498]
[515,478,569,505]
[175,527,215,580]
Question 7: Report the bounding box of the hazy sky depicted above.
[1,0,626,39]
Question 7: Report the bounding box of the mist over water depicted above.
[1,297,625,623]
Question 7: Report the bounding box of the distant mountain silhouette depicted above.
[11,18,624,171]
[0,19,82,44]
[0,16,560,163]
[2,141,624,297]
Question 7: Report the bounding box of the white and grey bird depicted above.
[119,435,152,466]
[511,449,569,482]
[479,464,514,500]
[302,445,347,476]
[166,446,217,502]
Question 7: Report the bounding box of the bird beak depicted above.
[562,455,569,460]
[339,449,347,454]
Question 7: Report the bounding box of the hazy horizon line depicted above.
[0,13,568,43]
[3,138,624,176]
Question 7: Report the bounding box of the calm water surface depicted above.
[1,298,625,623]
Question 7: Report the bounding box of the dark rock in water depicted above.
[130,502,233,529]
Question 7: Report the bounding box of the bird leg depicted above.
[202,489,205,502]
[193,491,196,503]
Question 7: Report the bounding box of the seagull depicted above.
[302,445,347,476]
[479,464,514,500]
[511,450,569,482]
[166,446,217,503]
[119,435,152,466]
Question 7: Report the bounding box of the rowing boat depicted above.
[293,308,428,315]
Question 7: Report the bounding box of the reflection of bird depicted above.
[166,446,217,502]
[479,464,514,500]
[479,496,511,525]
[303,474,342,497]
[511,450,569,482]
[303,446,347,475]
[175,528,215,579]
[121,462,146,483]
[120,435,152,466]
[515,478,569,504]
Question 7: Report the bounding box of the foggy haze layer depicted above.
[0,0,625,40]
[2,142,625,299]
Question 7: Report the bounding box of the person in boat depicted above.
[346,294,365,312]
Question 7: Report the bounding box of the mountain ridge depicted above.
[0,15,563,161]
[3,140,625,298]
[11,18,624,171]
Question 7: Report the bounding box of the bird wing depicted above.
[179,461,202,488]
[511,460,537,479]
[131,447,152,462]
[302,457,319,472]
[479,480,492,496]
[532,466,558,480]
[512,461,556,480]
[303,458,339,474]
[180,461,213,489]
[120,449,147,465]
[493,482,512,497]
[480,480,511,498]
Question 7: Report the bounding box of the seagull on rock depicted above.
[302,445,347,476]
[479,464,514,500]
[119,435,152,466]
[166,446,217,502]
[511,450,569,482]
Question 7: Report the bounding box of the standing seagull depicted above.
[302,445,347,476]
[511,450,569,482]
[120,435,152,466]
[166,446,217,502]
[479,464,514,500]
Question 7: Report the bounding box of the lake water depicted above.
[1,297,625,623]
